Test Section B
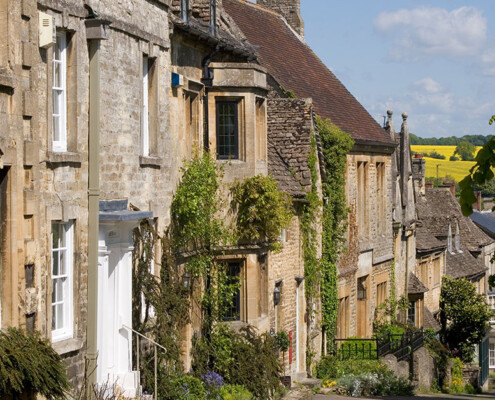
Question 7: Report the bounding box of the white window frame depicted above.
[52,32,67,152]
[142,55,150,157]
[490,342,495,368]
[51,220,74,343]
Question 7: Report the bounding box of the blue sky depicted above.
[300,1,495,138]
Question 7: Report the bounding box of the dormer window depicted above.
[181,0,189,21]
[448,224,453,253]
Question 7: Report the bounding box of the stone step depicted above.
[298,378,321,389]
[282,388,312,400]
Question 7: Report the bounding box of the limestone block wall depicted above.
[414,251,445,313]
[31,0,172,385]
[268,214,310,376]
[0,0,41,333]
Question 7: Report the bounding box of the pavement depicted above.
[312,392,495,400]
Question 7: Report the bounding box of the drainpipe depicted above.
[85,18,110,397]
[201,46,220,152]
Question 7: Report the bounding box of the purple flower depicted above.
[201,371,224,389]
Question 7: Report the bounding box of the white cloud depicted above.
[481,48,495,76]
[374,7,487,61]
[412,78,454,113]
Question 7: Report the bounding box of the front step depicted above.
[299,378,321,389]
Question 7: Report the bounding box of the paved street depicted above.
[313,392,495,400]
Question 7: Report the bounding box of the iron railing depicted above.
[121,324,166,400]
[333,329,424,361]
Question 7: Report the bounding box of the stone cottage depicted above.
[224,0,398,340]
[1,0,327,393]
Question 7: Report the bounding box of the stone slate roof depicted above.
[416,188,493,251]
[423,307,441,331]
[415,225,446,254]
[224,0,395,147]
[446,250,486,279]
[469,211,495,240]
[408,273,429,294]
[267,98,314,198]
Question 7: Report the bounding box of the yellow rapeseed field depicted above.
[410,145,482,182]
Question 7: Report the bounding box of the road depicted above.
[313,392,495,400]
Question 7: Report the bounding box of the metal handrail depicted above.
[121,324,166,400]
[121,324,167,352]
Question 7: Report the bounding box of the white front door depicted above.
[97,221,138,397]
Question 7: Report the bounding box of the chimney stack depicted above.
[257,0,304,38]
[473,191,483,211]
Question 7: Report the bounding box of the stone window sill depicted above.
[139,155,162,168]
[0,69,15,89]
[52,337,83,355]
[47,151,82,165]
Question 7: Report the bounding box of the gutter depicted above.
[85,17,110,398]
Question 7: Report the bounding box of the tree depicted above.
[459,115,495,216]
[454,141,476,161]
[440,277,493,362]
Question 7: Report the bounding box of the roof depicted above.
[408,273,429,294]
[423,307,441,331]
[415,225,446,253]
[224,0,395,147]
[416,188,494,251]
[446,250,486,280]
[267,98,314,198]
[469,211,495,240]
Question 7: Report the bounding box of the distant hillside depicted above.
[410,134,493,146]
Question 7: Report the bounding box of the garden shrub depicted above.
[192,325,281,399]
[337,371,414,397]
[0,328,70,399]
[171,374,206,400]
[219,385,253,400]
[316,356,384,380]
[448,358,464,393]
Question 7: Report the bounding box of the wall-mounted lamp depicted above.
[274,286,281,306]
[182,271,191,289]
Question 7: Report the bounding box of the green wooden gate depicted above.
[479,335,490,387]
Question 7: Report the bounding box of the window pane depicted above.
[54,41,61,61]
[56,304,64,330]
[53,62,61,88]
[56,278,64,302]
[59,250,66,275]
[52,305,57,329]
[52,251,59,275]
[216,102,238,159]
[52,223,60,248]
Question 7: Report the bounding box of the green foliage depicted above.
[454,141,476,161]
[450,155,460,161]
[459,117,495,216]
[316,115,354,350]
[0,327,70,399]
[410,133,493,146]
[274,330,290,353]
[230,174,293,251]
[337,370,414,397]
[440,276,494,362]
[171,151,228,252]
[132,221,191,395]
[219,384,253,400]
[424,151,446,160]
[172,374,207,400]
[316,356,384,380]
[279,86,296,98]
[448,358,464,393]
[192,325,281,399]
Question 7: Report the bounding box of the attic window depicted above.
[181,0,189,21]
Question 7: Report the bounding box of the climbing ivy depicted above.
[230,174,293,252]
[317,115,354,351]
